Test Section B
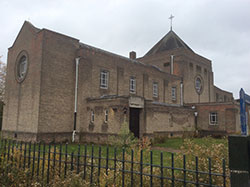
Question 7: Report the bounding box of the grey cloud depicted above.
[0,0,250,98]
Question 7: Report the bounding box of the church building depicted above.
[1,21,242,142]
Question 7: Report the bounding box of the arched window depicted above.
[195,77,202,94]
[18,56,27,79]
[16,52,29,83]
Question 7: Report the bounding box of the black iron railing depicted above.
[0,139,229,186]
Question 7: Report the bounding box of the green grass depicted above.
[0,137,228,166]
[45,137,227,166]
[153,138,184,149]
[153,137,227,150]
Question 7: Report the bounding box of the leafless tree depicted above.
[0,56,6,102]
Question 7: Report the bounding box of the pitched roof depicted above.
[79,43,180,79]
[9,21,41,49]
[144,30,194,56]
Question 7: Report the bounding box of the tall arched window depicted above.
[18,56,27,79]
[195,77,203,94]
[16,51,29,83]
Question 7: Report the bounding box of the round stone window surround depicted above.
[15,50,29,83]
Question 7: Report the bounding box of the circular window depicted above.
[15,51,29,83]
[195,77,203,94]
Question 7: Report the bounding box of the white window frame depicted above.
[153,82,158,97]
[209,112,218,125]
[130,76,136,93]
[91,110,94,123]
[104,109,108,123]
[171,87,176,100]
[100,70,109,89]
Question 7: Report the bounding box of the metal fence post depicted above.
[122,148,125,187]
[131,149,134,187]
[32,142,36,179]
[228,135,250,187]
[47,144,51,185]
[77,144,80,174]
[64,143,68,178]
[98,146,101,185]
[90,145,94,184]
[37,142,41,179]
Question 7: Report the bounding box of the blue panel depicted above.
[240,88,250,135]
[245,94,250,104]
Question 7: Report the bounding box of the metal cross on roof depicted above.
[169,14,174,31]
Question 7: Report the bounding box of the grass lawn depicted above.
[0,137,228,166]
[153,137,228,150]
[45,137,228,165]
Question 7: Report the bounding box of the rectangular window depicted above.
[104,109,108,123]
[91,110,94,122]
[171,87,176,100]
[209,112,218,125]
[153,82,158,97]
[100,70,109,89]
[130,76,136,93]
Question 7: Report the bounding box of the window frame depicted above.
[91,110,94,123]
[153,82,158,98]
[100,70,109,89]
[130,76,136,93]
[104,109,108,123]
[209,112,218,125]
[171,87,176,101]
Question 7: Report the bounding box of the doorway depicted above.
[129,108,140,138]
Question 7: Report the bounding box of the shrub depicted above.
[108,122,138,149]
[174,138,229,186]
[0,137,229,186]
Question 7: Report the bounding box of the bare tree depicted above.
[0,56,6,102]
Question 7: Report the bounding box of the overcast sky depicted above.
[0,0,249,98]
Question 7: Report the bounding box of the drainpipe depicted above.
[73,57,80,142]
[194,111,198,132]
[180,81,183,106]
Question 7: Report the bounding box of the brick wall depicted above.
[194,103,240,134]
[2,22,43,140]
[214,86,234,102]
[37,29,79,134]
[145,102,194,135]
[138,48,215,104]
[76,45,183,135]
